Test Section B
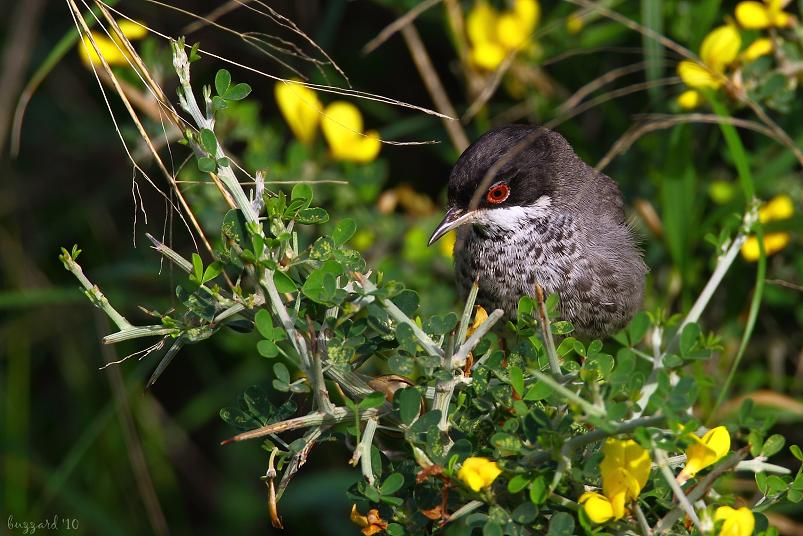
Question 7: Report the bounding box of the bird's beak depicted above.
[428,207,473,246]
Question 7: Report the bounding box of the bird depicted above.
[428,125,647,339]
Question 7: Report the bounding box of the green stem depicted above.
[707,94,767,421]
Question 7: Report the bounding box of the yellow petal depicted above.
[677,61,723,89]
[457,457,502,492]
[275,81,322,144]
[736,1,772,29]
[681,426,731,478]
[467,1,498,46]
[700,25,741,69]
[513,0,540,33]
[579,492,614,524]
[78,32,128,67]
[759,194,794,222]
[321,100,381,162]
[772,10,791,27]
[741,38,773,62]
[600,438,651,493]
[715,506,755,536]
[117,20,148,40]
[566,12,585,34]
[677,90,702,109]
[496,13,529,50]
[471,42,507,70]
[466,305,489,338]
[741,232,791,261]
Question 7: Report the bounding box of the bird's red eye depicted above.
[486,183,510,205]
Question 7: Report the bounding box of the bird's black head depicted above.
[429,125,577,245]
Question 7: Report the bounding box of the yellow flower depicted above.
[741,233,791,261]
[466,305,489,339]
[579,492,615,524]
[350,504,388,536]
[679,426,730,481]
[321,101,381,163]
[741,38,774,62]
[78,20,148,68]
[566,11,585,34]
[715,506,755,536]
[759,194,794,221]
[677,89,702,109]
[575,438,652,523]
[741,194,795,261]
[677,25,741,89]
[457,457,502,492]
[600,439,651,519]
[735,0,792,29]
[467,0,540,70]
[274,81,322,145]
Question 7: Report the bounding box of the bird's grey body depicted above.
[430,125,647,339]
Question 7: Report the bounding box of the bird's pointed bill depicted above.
[428,207,473,246]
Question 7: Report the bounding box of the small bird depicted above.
[428,125,647,339]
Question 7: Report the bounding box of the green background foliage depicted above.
[1,0,802,534]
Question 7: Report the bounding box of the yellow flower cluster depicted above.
[350,504,388,536]
[274,81,381,163]
[715,505,755,536]
[678,426,731,483]
[741,194,795,261]
[78,20,148,68]
[466,0,540,71]
[457,456,502,492]
[580,438,651,524]
[676,0,796,109]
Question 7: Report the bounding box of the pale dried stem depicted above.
[401,24,469,153]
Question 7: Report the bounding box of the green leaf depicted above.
[490,432,522,453]
[273,271,296,293]
[216,157,230,168]
[255,309,274,339]
[380,473,404,495]
[191,253,203,281]
[523,382,552,401]
[214,69,231,96]
[257,340,279,358]
[211,95,228,110]
[197,156,216,173]
[359,391,386,410]
[507,474,530,494]
[680,322,701,357]
[273,362,290,384]
[627,311,650,345]
[395,387,421,425]
[547,511,575,536]
[762,434,785,458]
[296,207,329,224]
[201,262,222,284]
[482,521,503,536]
[508,366,524,396]
[199,128,217,154]
[291,183,313,204]
[790,445,803,461]
[332,218,357,246]
[529,475,547,504]
[225,82,252,101]
[301,260,343,304]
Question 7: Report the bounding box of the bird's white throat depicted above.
[475,195,552,233]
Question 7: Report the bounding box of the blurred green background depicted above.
[2,0,802,534]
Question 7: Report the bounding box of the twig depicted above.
[400,24,469,153]
[654,450,747,533]
[450,309,504,368]
[60,248,131,331]
[220,407,381,444]
[653,446,701,531]
[358,417,379,485]
[363,0,442,54]
[528,371,605,418]
[456,282,479,346]
[355,273,443,358]
[534,285,561,378]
